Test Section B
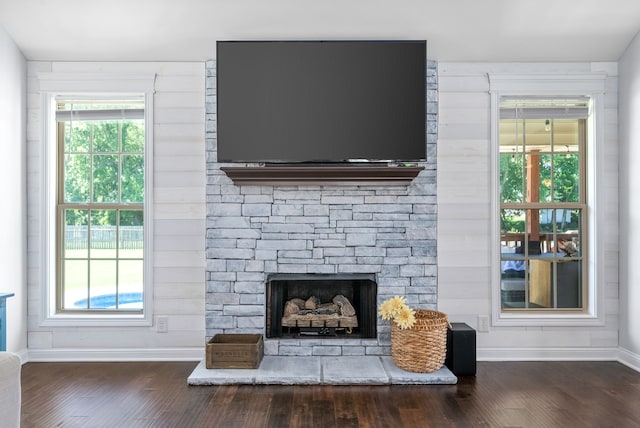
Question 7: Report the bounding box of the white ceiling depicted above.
[1,0,639,62]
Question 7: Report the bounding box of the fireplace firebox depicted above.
[266,274,377,339]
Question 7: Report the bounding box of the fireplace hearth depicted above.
[266,274,377,339]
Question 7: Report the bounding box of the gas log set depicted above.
[281,295,358,336]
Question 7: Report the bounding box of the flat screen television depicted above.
[216,40,426,164]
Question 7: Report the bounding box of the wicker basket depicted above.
[390,309,449,373]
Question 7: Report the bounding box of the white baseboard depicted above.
[477,347,640,373]
[21,346,640,375]
[26,347,205,362]
[617,347,640,372]
[477,347,619,362]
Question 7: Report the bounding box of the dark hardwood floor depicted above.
[20,360,640,427]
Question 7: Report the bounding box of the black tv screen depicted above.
[216,40,426,163]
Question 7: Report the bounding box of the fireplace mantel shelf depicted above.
[220,165,425,186]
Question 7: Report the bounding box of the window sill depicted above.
[40,313,151,328]
[494,310,605,327]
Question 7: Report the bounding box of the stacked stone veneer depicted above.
[205,60,438,356]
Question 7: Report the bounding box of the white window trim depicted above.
[38,73,155,327]
[489,72,607,327]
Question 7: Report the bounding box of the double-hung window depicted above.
[57,98,145,313]
[498,98,587,310]
[489,73,606,325]
[39,73,154,325]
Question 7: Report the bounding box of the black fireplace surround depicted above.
[266,273,377,339]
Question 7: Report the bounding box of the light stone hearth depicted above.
[188,356,457,385]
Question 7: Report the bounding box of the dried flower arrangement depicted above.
[379,296,417,329]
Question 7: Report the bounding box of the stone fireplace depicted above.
[204,60,438,357]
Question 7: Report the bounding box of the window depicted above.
[39,73,154,325]
[499,98,586,311]
[489,72,606,325]
[57,99,145,313]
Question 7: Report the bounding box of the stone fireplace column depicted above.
[204,60,438,357]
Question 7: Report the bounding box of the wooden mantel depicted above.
[220,165,425,186]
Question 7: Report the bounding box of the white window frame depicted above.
[38,73,155,327]
[489,73,606,327]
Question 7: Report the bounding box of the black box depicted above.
[445,322,476,376]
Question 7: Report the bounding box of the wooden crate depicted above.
[206,334,264,369]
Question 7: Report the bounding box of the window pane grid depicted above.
[56,100,144,314]
[60,207,144,312]
[499,100,586,312]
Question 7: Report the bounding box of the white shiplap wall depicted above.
[618,32,640,369]
[437,62,620,360]
[22,60,623,362]
[26,62,205,360]
[0,25,27,356]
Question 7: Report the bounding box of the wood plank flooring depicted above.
[20,361,640,427]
